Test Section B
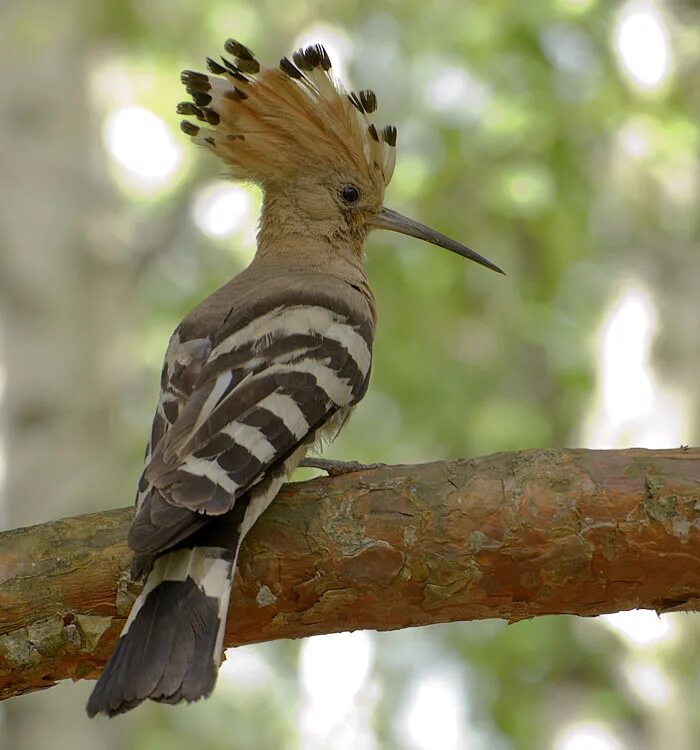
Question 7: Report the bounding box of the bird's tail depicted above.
[86,546,234,717]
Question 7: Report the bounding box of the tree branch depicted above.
[2,448,700,701]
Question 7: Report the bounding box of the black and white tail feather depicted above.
[88,549,233,715]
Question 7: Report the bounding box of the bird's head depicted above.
[179,40,503,274]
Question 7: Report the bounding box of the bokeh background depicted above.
[1,0,699,748]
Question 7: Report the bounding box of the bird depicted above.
[86,38,503,718]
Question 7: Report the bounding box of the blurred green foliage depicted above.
[2,0,699,748]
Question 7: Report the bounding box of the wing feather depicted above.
[130,304,372,562]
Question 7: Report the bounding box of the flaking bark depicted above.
[1,447,699,701]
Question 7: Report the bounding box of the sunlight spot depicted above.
[599,285,654,422]
[613,1,672,92]
[219,645,272,690]
[540,26,596,75]
[616,115,699,204]
[582,281,690,449]
[554,721,624,750]
[103,106,182,192]
[599,610,678,648]
[299,631,374,749]
[618,117,654,159]
[504,167,553,210]
[425,66,488,121]
[89,59,139,112]
[193,183,252,239]
[623,659,673,708]
[401,670,467,750]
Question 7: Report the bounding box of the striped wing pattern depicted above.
[129,303,372,563]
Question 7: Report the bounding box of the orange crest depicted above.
[178,41,397,191]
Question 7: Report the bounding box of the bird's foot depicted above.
[300,457,386,477]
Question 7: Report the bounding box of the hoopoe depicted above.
[87,39,503,718]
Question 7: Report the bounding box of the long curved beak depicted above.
[370,207,504,275]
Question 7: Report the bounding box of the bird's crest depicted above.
[178,40,397,190]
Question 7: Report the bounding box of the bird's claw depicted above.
[300,458,386,477]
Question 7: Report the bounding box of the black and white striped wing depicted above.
[129,304,372,559]
[135,333,212,506]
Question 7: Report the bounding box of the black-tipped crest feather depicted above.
[220,57,249,82]
[279,56,303,79]
[175,38,398,190]
[224,39,256,61]
[206,57,226,75]
[180,120,199,136]
[190,90,212,107]
[382,125,397,147]
[359,90,377,113]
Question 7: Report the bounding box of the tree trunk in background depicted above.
[0,2,132,747]
[0,4,133,530]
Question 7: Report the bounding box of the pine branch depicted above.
[2,448,699,701]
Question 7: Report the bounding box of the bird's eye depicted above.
[339,185,360,204]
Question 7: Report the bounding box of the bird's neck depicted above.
[255,188,367,280]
